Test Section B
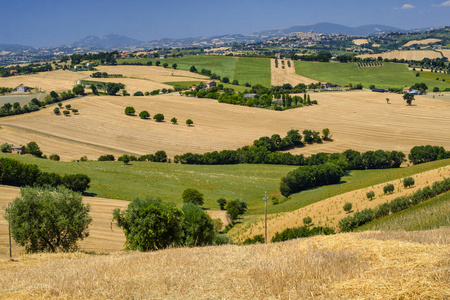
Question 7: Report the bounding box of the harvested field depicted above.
[270,58,317,86]
[402,38,441,47]
[357,50,443,61]
[0,93,47,106]
[0,70,88,93]
[0,227,448,299]
[80,65,208,83]
[232,165,450,242]
[441,49,450,59]
[353,39,369,45]
[86,77,172,94]
[1,91,450,161]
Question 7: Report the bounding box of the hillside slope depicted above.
[0,228,448,299]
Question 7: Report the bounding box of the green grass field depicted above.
[294,61,450,90]
[118,55,272,87]
[416,71,450,85]
[118,55,238,80]
[356,190,450,231]
[2,153,448,214]
[234,57,271,87]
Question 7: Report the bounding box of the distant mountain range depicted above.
[1,22,442,52]
[258,22,405,37]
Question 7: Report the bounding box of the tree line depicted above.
[0,63,53,77]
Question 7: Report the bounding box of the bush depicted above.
[112,197,183,251]
[133,91,144,96]
[343,202,352,213]
[383,184,395,194]
[25,141,42,158]
[5,186,92,253]
[181,203,216,247]
[49,154,60,161]
[1,143,11,153]
[63,110,70,116]
[62,174,91,193]
[153,113,164,122]
[271,226,334,242]
[118,154,130,164]
[225,199,247,221]
[139,110,150,119]
[171,117,177,124]
[217,198,227,210]
[125,106,135,115]
[303,216,312,227]
[53,107,60,114]
[366,191,375,201]
[242,234,264,245]
[182,188,204,206]
[98,154,115,161]
[186,119,193,126]
[403,177,415,188]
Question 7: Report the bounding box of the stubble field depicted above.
[270,58,317,86]
[357,50,444,60]
[1,90,450,161]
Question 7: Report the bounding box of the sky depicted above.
[1,0,450,48]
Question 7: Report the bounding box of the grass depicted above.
[2,152,448,214]
[118,55,238,80]
[416,71,450,83]
[0,153,294,210]
[118,55,272,87]
[294,61,450,90]
[356,190,450,231]
[234,57,271,87]
[253,158,450,215]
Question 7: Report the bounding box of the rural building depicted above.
[320,82,332,88]
[15,85,28,93]
[85,62,95,67]
[74,64,84,70]
[191,86,197,91]
[275,53,281,59]
[120,52,128,58]
[11,145,25,154]
[160,55,165,59]
[372,88,387,93]
[403,87,412,93]
[10,70,18,75]
[244,94,257,98]
[408,90,422,95]
[205,81,216,88]
[167,54,173,58]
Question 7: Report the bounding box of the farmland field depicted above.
[353,39,369,45]
[1,91,450,161]
[118,55,238,80]
[271,58,317,86]
[402,38,442,47]
[234,57,271,87]
[356,190,450,231]
[0,93,47,106]
[294,61,450,89]
[357,50,443,61]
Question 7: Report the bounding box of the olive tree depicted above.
[4,186,92,253]
[139,110,150,119]
[182,188,204,206]
[111,197,183,251]
[343,202,353,214]
[125,106,135,115]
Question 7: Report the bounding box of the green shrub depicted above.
[49,154,60,161]
[403,177,415,188]
[383,184,395,194]
[366,190,375,201]
[182,188,204,206]
[98,154,115,161]
[125,106,135,115]
[153,113,164,122]
[139,110,150,119]
[181,203,216,247]
[343,202,353,213]
[242,234,264,245]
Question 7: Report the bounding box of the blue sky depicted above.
[1,0,449,47]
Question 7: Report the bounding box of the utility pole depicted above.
[263,191,268,244]
[8,201,12,259]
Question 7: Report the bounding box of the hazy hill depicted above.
[65,34,145,49]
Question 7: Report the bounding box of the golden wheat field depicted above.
[1,90,449,161]
[352,39,369,45]
[270,59,317,86]
[357,50,443,60]
[0,70,88,93]
[402,38,441,47]
[0,228,448,299]
[231,165,450,242]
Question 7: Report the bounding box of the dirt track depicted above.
[0,90,449,161]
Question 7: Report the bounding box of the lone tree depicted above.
[186,119,193,126]
[172,63,177,69]
[25,141,42,158]
[139,110,150,119]
[303,216,312,228]
[403,177,415,188]
[322,128,331,140]
[171,117,177,124]
[343,202,353,214]
[118,154,130,165]
[383,184,395,194]
[5,186,92,253]
[125,106,135,115]
[225,199,247,221]
[366,191,375,201]
[182,188,204,206]
[153,113,164,122]
[112,197,183,251]
[403,93,415,105]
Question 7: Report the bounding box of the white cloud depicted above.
[434,1,450,6]
[400,4,415,9]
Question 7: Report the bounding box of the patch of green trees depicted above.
[408,145,449,165]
